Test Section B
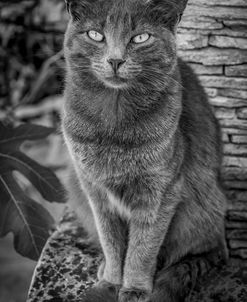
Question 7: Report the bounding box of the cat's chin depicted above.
[103,76,128,89]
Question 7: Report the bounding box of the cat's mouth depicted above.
[104,75,128,89]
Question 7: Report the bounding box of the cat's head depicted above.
[64,0,188,91]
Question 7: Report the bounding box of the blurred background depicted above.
[0,0,247,301]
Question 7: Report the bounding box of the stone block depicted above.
[213,28,247,38]
[209,96,247,108]
[230,249,247,259]
[223,20,247,27]
[219,119,247,129]
[222,128,247,135]
[223,144,247,156]
[228,210,247,221]
[229,240,247,249]
[217,88,247,100]
[225,64,247,77]
[189,0,247,6]
[209,36,247,49]
[226,190,247,203]
[179,16,223,30]
[178,28,247,38]
[222,167,247,180]
[226,221,247,229]
[214,108,235,119]
[223,156,247,167]
[177,33,208,49]
[178,48,247,65]
[224,180,247,189]
[227,230,247,240]
[232,135,247,144]
[184,5,247,20]
[189,64,223,75]
[236,107,247,119]
[199,75,247,90]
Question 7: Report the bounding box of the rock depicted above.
[184,5,247,20]
[229,240,247,249]
[178,48,247,65]
[189,64,223,75]
[199,75,247,89]
[178,27,247,38]
[224,180,247,189]
[223,144,247,156]
[26,215,247,302]
[225,64,247,77]
[226,221,247,229]
[223,156,247,167]
[179,16,223,30]
[219,119,247,130]
[230,249,247,259]
[213,27,247,38]
[217,88,247,100]
[236,108,247,119]
[222,128,247,136]
[228,210,247,221]
[227,230,247,240]
[227,192,247,205]
[223,20,247,27]
[209,36,247,49]
[214,108,236,119]
[232,135,247,144]
[209,96,247,108]
[222,167,247,180]
[189,0,247,6]
[177,33,208,49]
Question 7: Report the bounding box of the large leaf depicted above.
[0,121,65,260]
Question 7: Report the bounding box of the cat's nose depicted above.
[107,58,126,73]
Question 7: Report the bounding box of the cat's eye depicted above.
[87,30,104,42]
[132,33,150,44]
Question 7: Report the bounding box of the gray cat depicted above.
[62,0,228,301]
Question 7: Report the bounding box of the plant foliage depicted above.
[0,121,65,260]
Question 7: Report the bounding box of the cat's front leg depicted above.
[119,199,177,302]
[86,187,127,288]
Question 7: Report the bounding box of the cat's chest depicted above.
[71,140,141,183]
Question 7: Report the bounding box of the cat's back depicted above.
[178,58,222,169]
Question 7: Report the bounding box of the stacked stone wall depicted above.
[178,0,247,262]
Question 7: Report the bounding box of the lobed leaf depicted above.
[0,121,65,260]
[0,173,55,260]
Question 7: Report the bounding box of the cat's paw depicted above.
[95,279,121,295]
[118,287,151,302]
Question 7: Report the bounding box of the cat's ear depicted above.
[64,0,92,21]
[65,0,80,21]
[147,0,188,30]
[147,0,188,12]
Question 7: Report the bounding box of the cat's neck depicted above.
[66,71,181,125]
[63,66,182,147]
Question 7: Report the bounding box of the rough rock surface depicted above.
[27,214,247,302]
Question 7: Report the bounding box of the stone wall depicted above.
[178,0,247,262]
[0,0,246,262]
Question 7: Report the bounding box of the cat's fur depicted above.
[62,0,228,301]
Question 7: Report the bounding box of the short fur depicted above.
[62,0,228,301]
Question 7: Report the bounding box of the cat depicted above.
[62,0,228,301]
